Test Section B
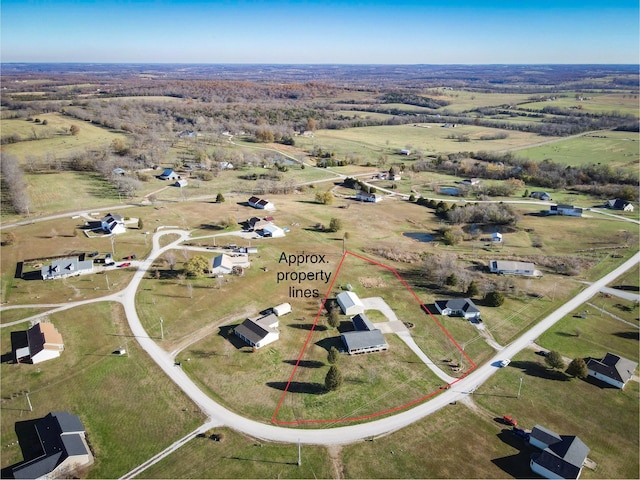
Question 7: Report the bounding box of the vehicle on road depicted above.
[499,359,510,367]
[118,262,131,268]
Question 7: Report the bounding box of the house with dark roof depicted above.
[100,212,126,235]
[233,313,279,349]
[341,313,388,355]
[434,298,481,320]
[41,257,93,280]
[605,199,634,212]
[529,425,590,479]
[530,191,552,201]
[15,322,64,364]
[12,411,92,479]
[248,196,275,211]
[586,352,637,389]
[548,204,583,217]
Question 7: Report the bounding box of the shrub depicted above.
[484,291,505,307]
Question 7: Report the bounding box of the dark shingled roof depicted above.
[587,352,637,384]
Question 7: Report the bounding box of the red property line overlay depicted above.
[271,250,477,426]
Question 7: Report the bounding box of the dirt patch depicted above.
[327,444,344,479]
[359,277,386,288]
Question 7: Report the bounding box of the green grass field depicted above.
[518,92,640,117]
[0,302,206,479]
[515,131,640,174]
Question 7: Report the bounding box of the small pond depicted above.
[403,232,434,242]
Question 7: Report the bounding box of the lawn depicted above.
[138,427,333,479]
[0,302,206,479]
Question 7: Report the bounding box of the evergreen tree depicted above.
[484,291,505,307]
[216,192,225,203]
[325,365,343,391]
[328,307,341,328]
[566,358,588,378]
[466,281,479,297]
[328,346,339,365]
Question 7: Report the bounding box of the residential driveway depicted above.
[599,286,640,302]
[362,297,456,384]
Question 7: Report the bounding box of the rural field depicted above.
[1,64,638,479]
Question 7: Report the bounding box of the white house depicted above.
[356,191,382,203]
[219,161,234,170]
[234,313,280,349]
[341,313,388,355]
[101,213,126,235]
[489,260,537,276]
[434,298,481,320]
[491,232,503,243]
[15,322,64,364]
[12,411,92,480]
[529,425,589,480]
[586,352,637,389]
[248,196,275,211]
[261,224,285,238]
[548,204,583,217]
[159,168,179,180]
[173,179,188,188]
[211,254,234,275]
[41,257,94,280]
[606,199,634,212]
[273,303,292,317]
[336,291,364,316]
[530,191,552,201]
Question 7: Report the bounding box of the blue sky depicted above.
[1,0,638,63]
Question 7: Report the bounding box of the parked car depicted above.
[536,350,549,357]
[122,254,137,260]
[499,359,510,368]
[503,415,517,426]
[88,251,99,257]
[118,262,131,268]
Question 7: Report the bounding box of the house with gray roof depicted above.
[234,313,279,349]
[100,212,126,235]
[41,257,93,280]
[336,291,365,316]
[12,411,92,479]
[341,313,388,355]
[606,198,633,212]
[434,298,481,320]
[529,425,590,479]
[586,352,637,389]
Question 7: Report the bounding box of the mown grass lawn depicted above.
[0,302,205,479]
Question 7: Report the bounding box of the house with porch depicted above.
[234,313,280,349]
[434,298,481,320]
[41,257,94,280]
[605,199,634,212]
[586,352,637,389]
[341,313,388,355]
[356,191,382,203]
[100,212,126,235]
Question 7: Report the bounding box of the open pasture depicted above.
[515,130,640,173]
[1,113,126,162]
[518,92,640,117]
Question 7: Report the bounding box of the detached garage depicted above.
[336,291,364,316]
[273,303,292,316]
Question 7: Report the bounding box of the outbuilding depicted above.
[273,303,292,317]
[336,291,365,316]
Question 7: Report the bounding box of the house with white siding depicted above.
[15,322,64,364]
[489,260,538,276]
[529,425,589,479]
[586,352,637,389]
[234,313,280,349]
[336,291,364,316]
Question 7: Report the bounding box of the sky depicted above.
[1,0,638,64]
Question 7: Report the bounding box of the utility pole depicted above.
[297,439,301,467]
[517,377,523,399]
[160,317,164,340]
[26,392,33,412]
[105,273,110,291]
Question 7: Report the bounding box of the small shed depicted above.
[174,179,188,188]
[273,303,292,317]
[491,232,503,243]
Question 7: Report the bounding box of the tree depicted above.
[566,358,588,379]
[545,350,565,370]
[445,273,458,287]
[327,307,341,328]
[216,192,225,203]
[305,118,316,131]
[137,218,144,230]
[328,218,342,233]
[466,280,479,298]
[184,255,210,277]
[325,365,343,391]
[484,291,505,307]
[69,124,80,136]
[408,193,416,202]
[327,346,339,365]
[315,191,334,205]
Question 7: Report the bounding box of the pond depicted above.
[439,187,460,196]
[403,232,434,242]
